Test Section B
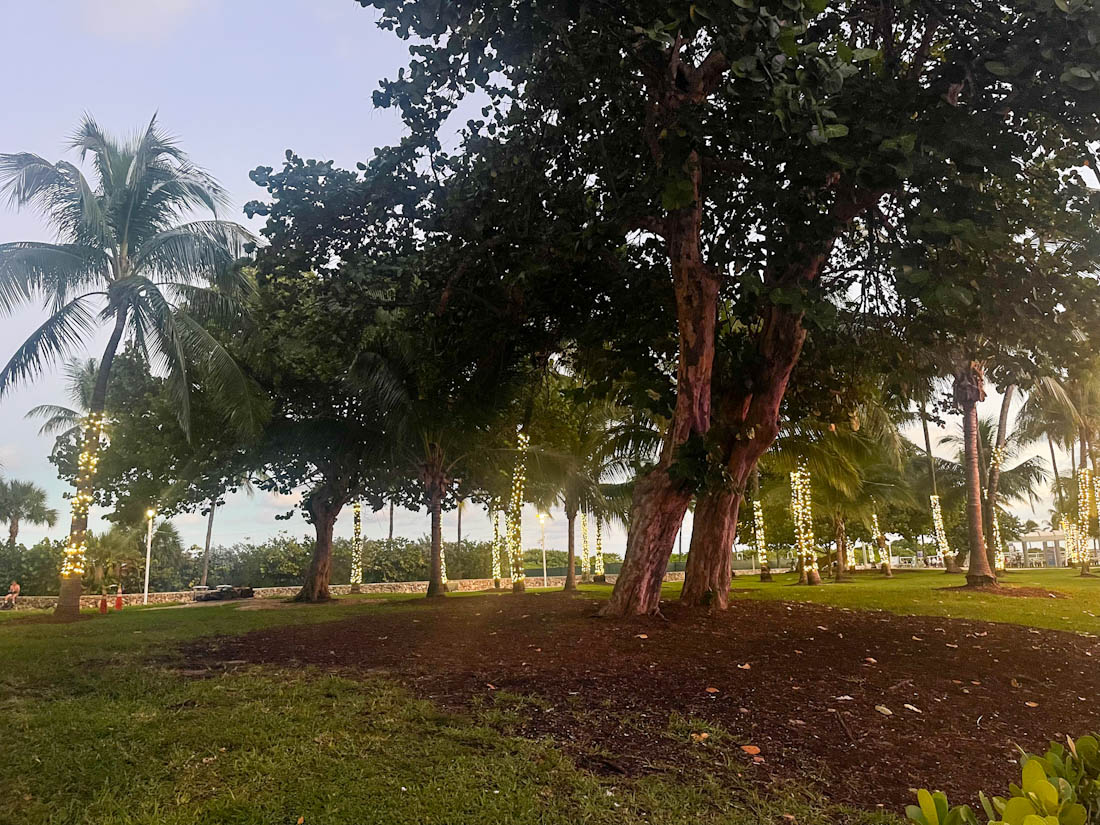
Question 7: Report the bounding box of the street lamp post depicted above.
[538,512,548,587]
[142,508,156,605]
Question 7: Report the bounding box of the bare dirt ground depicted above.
[184,591,1100,809]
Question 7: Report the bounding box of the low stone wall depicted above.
[8,571,687,611]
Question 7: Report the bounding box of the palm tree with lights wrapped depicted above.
[0,116,255,617]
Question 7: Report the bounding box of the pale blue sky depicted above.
[0,0,1054,560]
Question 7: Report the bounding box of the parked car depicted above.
[193,584,254,602]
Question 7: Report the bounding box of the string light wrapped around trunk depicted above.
[752,499,768,573]
[1062,516,1081,565]
[61,412,106,578]
[991,510,1005,570]
[350,502,362,591]
[1078,466,1094,565]
[507,430,529,589]
[594,518,605,577]
[871,512,885,564]
[929,494,951,563]
[790,462,817,576]
[491,510,502,585]
[581,512,591,579]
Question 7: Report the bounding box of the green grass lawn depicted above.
[0,598,894,825]
[684,567,1100,636]
[4,569,1091,825]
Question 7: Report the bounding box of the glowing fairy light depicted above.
[1062,516,1081,565]
[61,412,106,578]
[871,512,885,563]
[507,430,529,589]
[594,518,605,577]
[1079,467,1094,565]
[929,494,951,562]
[581,512,591,580]
[991,510,1006,570]
[491,510,502,586]
[350,502,362,591]
[752,499,768,574]
[790,461,818,580]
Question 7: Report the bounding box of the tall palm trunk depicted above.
[200,500,217,587]
[7,519,18,548]
[955,363,996,587]
[56,308,128,618]
[564,508,578,591]
[1048,434,1065,513]
[426,486,445,598]
[984,385,1016,570]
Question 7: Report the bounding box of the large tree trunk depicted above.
[564,508,578,591]
[426,489,446,598]
[984,384,1016,570]
[7,519,18,548]
[681,485,738,608]
[679,296,813,603]
[600,143,721,617]
[293,484,343,602]
[388,499,394,542]
[955,364,996,587]
[56,308,128,619]
[200,500,217,587]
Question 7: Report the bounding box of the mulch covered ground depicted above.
[184,590,1100,810]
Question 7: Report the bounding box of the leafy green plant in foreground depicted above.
[908,736,1100,825]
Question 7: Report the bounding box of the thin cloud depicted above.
[81,0,204,40]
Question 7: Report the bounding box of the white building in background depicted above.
[1008,531,1068,568]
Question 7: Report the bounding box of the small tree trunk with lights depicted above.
[877,532,893,578]
[56,308,128,619]
[564,508,578,591]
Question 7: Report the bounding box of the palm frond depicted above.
[0,296,99,398]
[0,242,108,313]
[134,221,253,282]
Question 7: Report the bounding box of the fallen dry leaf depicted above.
[875,705,894,716]
[741,745,761,755]
[1025,701,1039,708]
[635,634,648,639]
[691,732,709,743]
[298,818,305,825]
[705,687,720,694]
[904,704,923,714]
[738,663,752,670]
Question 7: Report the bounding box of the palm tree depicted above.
[0,115,256,617]
[0,479,58,546]
[528,377,649,592]
[25,357,97,449]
